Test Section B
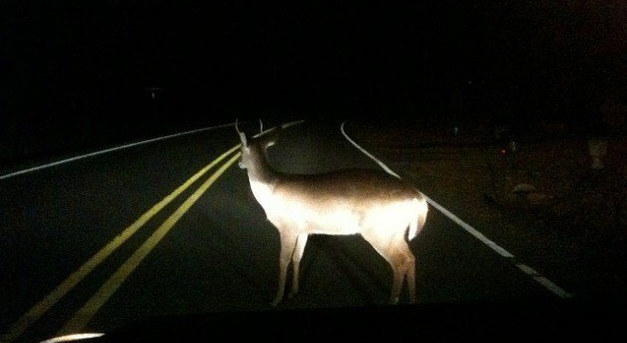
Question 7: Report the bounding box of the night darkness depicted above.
[1,1,625,162]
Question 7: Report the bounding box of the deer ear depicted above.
[263,127,280,148]
[235,118,248,146]
[239,132,248,147]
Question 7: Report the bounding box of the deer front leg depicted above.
[271,232,298,306]
[289,234,308,299]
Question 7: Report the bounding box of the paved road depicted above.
[0,119,583,342]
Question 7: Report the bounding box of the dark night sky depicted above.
[2,2,472,116]
[1,1,626,159]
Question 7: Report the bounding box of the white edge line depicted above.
[40,333,105,343]
[533,277,572,299]
[340,120,572,299]
[0,122,234,180]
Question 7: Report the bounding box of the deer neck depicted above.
[245,150,280,206]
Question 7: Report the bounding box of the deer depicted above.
[235,119,429,306]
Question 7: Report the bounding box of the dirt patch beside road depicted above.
[345,119,626,300]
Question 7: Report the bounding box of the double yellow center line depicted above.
[2,145,241,343]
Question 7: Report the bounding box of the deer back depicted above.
[237,121,426,237]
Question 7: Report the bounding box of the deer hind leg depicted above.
[405,250,417,304]
[389,242,416,304]
[272,232,298,306]
[289,234,308,299]
[365,234,416,304]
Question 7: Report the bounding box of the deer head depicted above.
[235,119,280,171]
